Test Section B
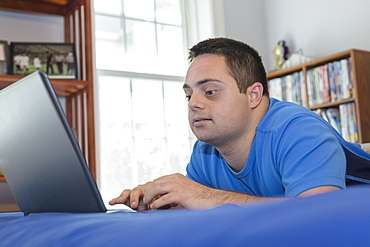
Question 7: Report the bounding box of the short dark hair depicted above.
[188,37,269,96]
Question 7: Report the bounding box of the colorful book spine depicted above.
[306,58,353,106]
[268,71,305,106]
[325,108,341,135]
[317,103,358,143]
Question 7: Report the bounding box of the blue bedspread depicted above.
[1,185,370,246]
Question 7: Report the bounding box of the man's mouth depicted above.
[193,117,212,126]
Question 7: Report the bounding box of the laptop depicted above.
[0,70,107,214]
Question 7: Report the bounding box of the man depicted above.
[46,51,54,75]
[33,55,41,71]
[110,38,370,210]
[13,53,22,74]
[65,52,75,75]
[54,52,65,75]
[19,53,29,74]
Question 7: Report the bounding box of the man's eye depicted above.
[205,90,217,96]
[185,95,191,101]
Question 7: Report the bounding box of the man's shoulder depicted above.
[268,98,311,116]
[260,98,320,130]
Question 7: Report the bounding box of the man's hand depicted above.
[109,173,221,210]
[109,182,152,211]
[142,173,216,210]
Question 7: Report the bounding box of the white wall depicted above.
[221,0,370,72]
[222,0,268,68]
[0,10,64,42]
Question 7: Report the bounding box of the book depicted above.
[325,108,341,135]
[268,72,306,105]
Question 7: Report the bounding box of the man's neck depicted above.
[216,97,270,172]
[217,133,255,172]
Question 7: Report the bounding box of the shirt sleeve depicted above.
[276,116,346,197]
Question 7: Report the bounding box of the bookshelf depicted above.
[0,0,96,182]
[267,49,370,144]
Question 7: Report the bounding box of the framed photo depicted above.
[9,42,78,79]
[0,40,9,75]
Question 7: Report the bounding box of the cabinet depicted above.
[267,49,370,144]
[0,0,96,182]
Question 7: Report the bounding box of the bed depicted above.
[1,185,370,246]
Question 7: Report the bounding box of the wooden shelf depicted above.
[307,98,355,111]
[0,0,80,15]
[267,49,370,144]
[0,75,88,96]
[267,64,304,78]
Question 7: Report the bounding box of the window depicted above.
[93,0,215,206]
[97,74,193,205]
[94,0,186,76]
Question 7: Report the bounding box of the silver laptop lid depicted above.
[0,70,106,213]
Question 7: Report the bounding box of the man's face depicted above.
[183,54,252,148]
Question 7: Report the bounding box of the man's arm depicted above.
[109,173,340,210]
[297,185,340,197]
[143,173,282,210]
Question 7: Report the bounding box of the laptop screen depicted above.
[0,71,106,213]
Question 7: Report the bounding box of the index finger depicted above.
[126,185,147,209]
[109,189,131,205]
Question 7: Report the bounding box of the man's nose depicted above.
[188,92,203,111]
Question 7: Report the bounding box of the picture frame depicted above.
[0,40,9,75]
[9,42,78,79]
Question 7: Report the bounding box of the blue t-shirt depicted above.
[186,98,369,197]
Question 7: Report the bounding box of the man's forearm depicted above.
[197,187,287,208]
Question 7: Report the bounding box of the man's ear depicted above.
[248,82,264,109]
